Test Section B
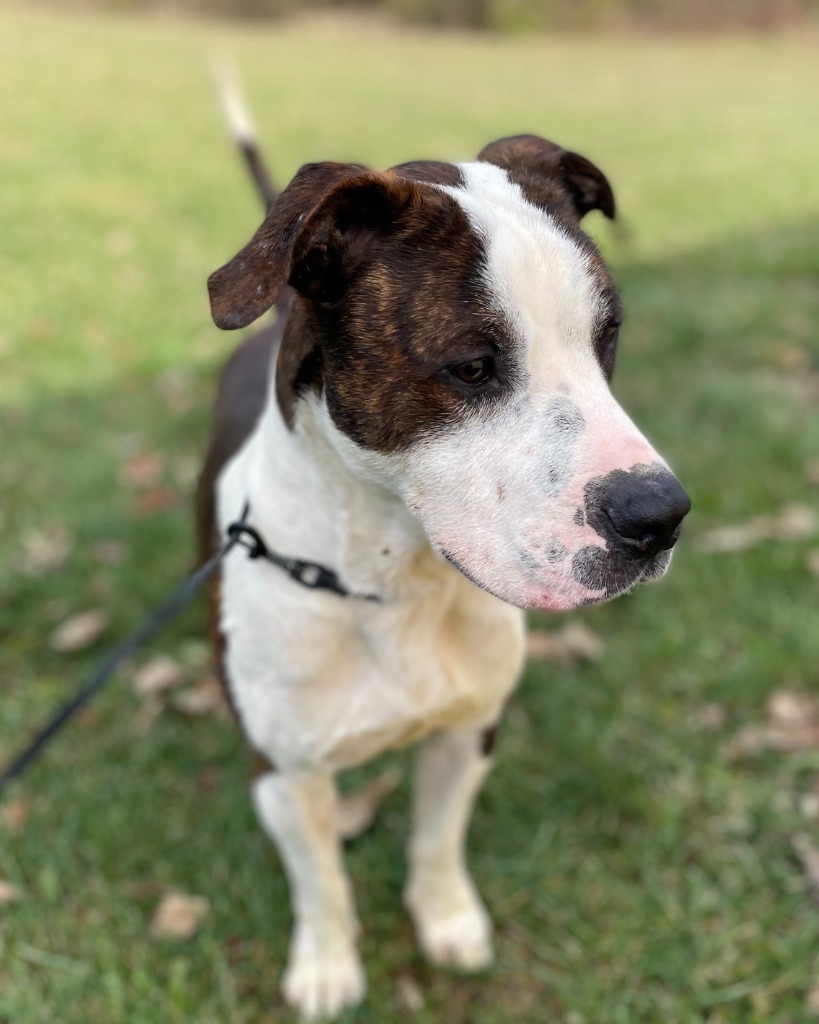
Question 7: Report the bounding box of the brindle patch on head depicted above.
[391,160,464,188]
[304,185,519,452]
[276,302,324,426]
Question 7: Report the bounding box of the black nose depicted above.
[600,468,691,559]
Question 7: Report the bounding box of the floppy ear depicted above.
[208,161,369,330]
[477,134,615,223]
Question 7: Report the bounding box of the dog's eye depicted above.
[598,324,620,379]
[450,356,495,387]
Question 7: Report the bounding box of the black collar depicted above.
[227,503,381,602]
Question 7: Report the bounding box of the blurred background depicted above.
[1,1,818,1021]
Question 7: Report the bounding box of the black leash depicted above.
[0,504,379,794]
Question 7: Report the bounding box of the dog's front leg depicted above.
[405,725,495,971]
[252,770,365,1020]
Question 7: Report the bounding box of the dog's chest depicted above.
[221,541,518,771]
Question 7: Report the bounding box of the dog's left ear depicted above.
[208,163,424,330]
[478,134,615,223]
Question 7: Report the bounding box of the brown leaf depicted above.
[770,342,812,372]
[2,798,29,836]
[0,879,22,905]
[120,451,165,490]
[20,524,71,574]
[807,459,819,487]
[807,549,819,576]
[806,980,819,1016]
[698,504,819,553]
[526,622,605,667]
[155,368,195,415]
[395,973,425,1012]
[767,689,818,728]
[337,769,400,842]
[49,609,109,653]
[132,655,187,697]
[171,677,226,717]
[695,703,727,732]
[133,487,180,517]
[149,891,209,941]
[196,767,221,795]
[774,504,819,541]
[92,540,127,566]
[725,724,819,761]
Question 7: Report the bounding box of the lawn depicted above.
[1,7,819,1022]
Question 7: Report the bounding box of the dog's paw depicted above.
[282,937,366,1021]
[405,884,494,971]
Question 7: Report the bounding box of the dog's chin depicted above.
[439,549,599,612]
[440,547,673,612]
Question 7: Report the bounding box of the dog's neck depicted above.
[249,359,444,600]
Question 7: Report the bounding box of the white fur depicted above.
[215,161,674,1018]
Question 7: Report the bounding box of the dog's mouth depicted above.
[440,549,506,601]
[440,545,671,611]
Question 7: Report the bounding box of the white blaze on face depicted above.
[394,162,667,610]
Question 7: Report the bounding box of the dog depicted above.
[197,93,690,1020]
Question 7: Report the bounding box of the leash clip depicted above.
[284,559,348,595]
[227,519,270,561]
[226,502,381,603]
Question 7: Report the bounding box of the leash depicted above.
[0,504,379,794]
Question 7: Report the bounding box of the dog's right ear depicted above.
[478,135,615,224]
[208,162,369,330]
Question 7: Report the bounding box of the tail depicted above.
[214,62,278,213]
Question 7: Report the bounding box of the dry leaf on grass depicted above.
[2,798,29,836]
[120,451,165,490]
[725,688,819,761]
[132,654,187,697]
[0,880,22,905]
[526,622,605,667]
[20,524,71,575]
[395,974,425,1012]
[155,368,195,415]
[695,703,727,732]
[771,342,812,372]
[149,891,209,941]
[49,609,109,653]
[170,677,226,717]
[338,769,401,842]
[92,540,127,566]
[698,503,819,553]
[133,487,180,517]
[768,689,818,728]
[806,981,819,1017]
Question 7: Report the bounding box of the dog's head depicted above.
[208,135,690,610]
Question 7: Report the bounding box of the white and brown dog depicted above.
[197,113,690,1019]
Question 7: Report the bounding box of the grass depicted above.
[1,6,819,1022]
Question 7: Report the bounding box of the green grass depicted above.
[1,7,819,1022]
